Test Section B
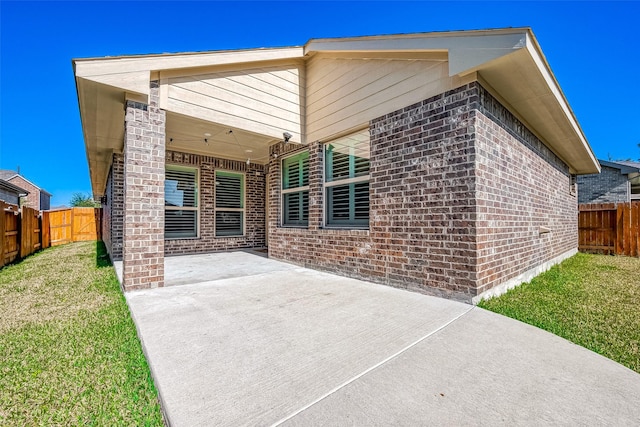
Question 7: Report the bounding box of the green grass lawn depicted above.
[0,241,163,426]
[479,252,640,374]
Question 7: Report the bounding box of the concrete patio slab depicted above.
[114,250,291,287]
[282,308,640,426]
[124,252,640,426]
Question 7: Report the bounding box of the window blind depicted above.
[165,166,198,239]
[324,129,370,227]
[215,171,244,236]
[282,152,309,226]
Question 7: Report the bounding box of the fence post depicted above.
[18,208,24,259]
[629,203,640,256]
[0,202,5,268]
[635,203,640,257]
[616,204,624,255]
[42,211,50,249]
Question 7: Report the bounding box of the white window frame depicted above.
[629,172,640,201]
[214,170,246,237]
[281,150,310,227]
[322,128,371,229]
[165,164,200,239]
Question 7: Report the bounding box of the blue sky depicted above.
[1,1,639,206]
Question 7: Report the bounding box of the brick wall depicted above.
[102,153,124,261]
[577,166,629,204]
[474,84,577,294]
[122,81,165,290]
[269,83,480,301]
[164,150,266,255]
[7,176,40,210]
[102,150,265,260]
[268,82,577,301]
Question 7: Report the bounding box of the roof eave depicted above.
[522,30,599,174]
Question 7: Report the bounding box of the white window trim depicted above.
[214,170,246,237]
[165,164,200,240]
[281,150,310,227]
[569,174,577,197]
[322,129,371,229]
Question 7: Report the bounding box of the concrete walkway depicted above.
[124,252,640,426]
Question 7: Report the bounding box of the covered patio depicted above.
[74,47,305,291]
[113,249,273,287]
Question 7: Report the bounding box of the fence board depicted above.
[49,209,73,246]
[0,202,5,268]
[636,203,640,257]
[0,206,101,269]
[41,211,50,249]
[71,207,101,241]
[2,204,20,265]
[579,202,640,257]
[628,205,640,256]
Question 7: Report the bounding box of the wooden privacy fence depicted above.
[1,203,45,266]
[48,207,101,246]
[0,204,102,268]
[579,202,640,257]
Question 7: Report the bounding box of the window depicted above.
[215,171,244,237]
[324,129,370,227]
[282,152,309,226]
[630,172,640,200]
[570,174,577,196]
[165,165,198,239]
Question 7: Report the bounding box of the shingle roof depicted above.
[0,170,51,196]
[599,160,640,175]
[0,170,17,180]
[612,160,640,169]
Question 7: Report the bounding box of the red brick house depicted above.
[73,28,599,302]
[0,170,51,210]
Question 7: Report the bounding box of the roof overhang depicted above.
[0,179,29,196]
[73,47,304,197]
[74,28,599,197]
[304,28,599,176]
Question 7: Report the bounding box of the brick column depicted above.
[307,141,323,230]
[122,81,165,291]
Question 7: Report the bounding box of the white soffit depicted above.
[305,30,527,77]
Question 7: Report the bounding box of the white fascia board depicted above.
[74,47,303,77]
[74,47,304,97]
[523,32,599,173]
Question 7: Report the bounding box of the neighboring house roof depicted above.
[74,27,600,196]
[0,179,29,196]
[599,160,640,175]
[0,170,52,196]
[0,170,16,180]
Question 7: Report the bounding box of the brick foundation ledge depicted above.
[471,248,578,305]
